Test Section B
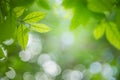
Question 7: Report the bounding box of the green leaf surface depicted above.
[115,8,120,28]
[93,21,106,39]
[37,0,50,10]
[23,12,46,23]
[0,47,4,59]
[17,24,28,50]
[62,0,75,9]
[70,4,92,30]
[0,16,17,43]
[14,7,25,17]
[30,23,51,33]
[87,0,115,13]
[106,22,120,50]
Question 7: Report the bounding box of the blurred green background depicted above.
[0,0,120,80]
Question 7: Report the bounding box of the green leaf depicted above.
[37,0,50,10]
[70,4,92,30]
[14,7,25,17]
[0,16,17,43]
[106,22,120,50]
[87,0,115,13]
[62,0,75,9]
[23,12,46,23]
[0,46,5,59]
[17,24,28,50]
[30,23,51,33]
[115,8,120,27]
[93,21,106,39]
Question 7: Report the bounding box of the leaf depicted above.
[0,46,4,59]
[62,0,87,9]
[115,8,120,27]
[62,0,75,9]
[106,22,120,50]
[23,12,46,23]
[70,4,92,30]
[87,0,115,13]
[17,24,28,50]
[93,21,106,39]
[0,16,17,43]
[37,0,50,10]
[30,23,51,33]
[14,7,25,17]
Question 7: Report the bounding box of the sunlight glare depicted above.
[61,32,74,47]
[89,62,102,74]
[62,70,83,80]
[5,67,16,79]
[35,72,49,80]
[23,72,34,80]
[42,60,61,77]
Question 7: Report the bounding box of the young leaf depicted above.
[23,12,46,23]
[30,23,51,33]
[93,21,106,39]
[106,22,120,50]
[14,7,25,17]
[17,24,28,50]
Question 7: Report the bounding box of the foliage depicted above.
[17,24,28,50]
[62,0,120,50]
[0,0,51,50]
[0,0,120,80]
[16,11,51,49]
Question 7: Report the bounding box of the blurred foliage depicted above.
[37,0,50,10]
[0,0,120,80]
[63,0,120,50]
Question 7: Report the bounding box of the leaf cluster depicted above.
[14,7,51,49]
[63,0,120,50]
